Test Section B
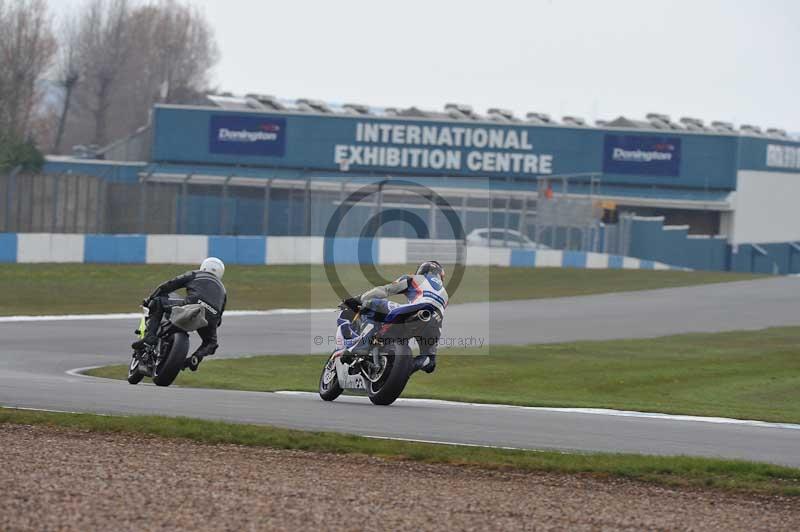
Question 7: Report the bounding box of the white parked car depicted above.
[465,228,551,250]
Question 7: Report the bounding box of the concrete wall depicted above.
[0,233,680,269]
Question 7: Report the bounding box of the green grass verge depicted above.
[2,407,798,496]
[0,263,758,315]
[90,326,800,424]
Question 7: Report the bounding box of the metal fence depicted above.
[1,169,630,254]
[1,169,108,233]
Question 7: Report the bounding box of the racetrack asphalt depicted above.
[1,276,800,466]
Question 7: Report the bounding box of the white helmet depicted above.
[200,257,225,280]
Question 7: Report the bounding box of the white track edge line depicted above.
[274,391,800,431]
[360,434,555,452]
[60,368,800,432]
[1,405,114,416]
[0,405,563,453]
[65,365,106,378]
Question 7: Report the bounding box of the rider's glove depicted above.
[343,296,362,312]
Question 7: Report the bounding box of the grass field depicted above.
[2,407,798,495]
[89,326,800,424]
[0,263,758,315]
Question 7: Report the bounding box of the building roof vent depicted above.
[679,117,708,132]
[525,112,553,124]
[740,124,763,135]
[562,115,587,126]
[206,94,256,111]
[245,94,286,111]
[398,106,440,118]
[444,103,480,120]
[646,112,671,122]
[711,120,735,133]
[342,103,371,115]
[296,98,333,113]
[646,112,682,130]
[765,127,788,139]
[487,108,516,122]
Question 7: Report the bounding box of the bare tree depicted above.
[151,0,219,104]
[52,14,81,154]
[76,0,130,146]
[0,0,56,139]
[54,0,219,152]
[117,1,219,128]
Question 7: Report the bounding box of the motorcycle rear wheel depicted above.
[152,332,189,387]
[367,346,412,406]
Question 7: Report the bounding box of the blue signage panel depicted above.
[736,137,800,174]
[603,135,681,177]
[209,115,286,156]
[153,106,746,189]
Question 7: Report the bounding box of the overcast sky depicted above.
[50,0,800,131]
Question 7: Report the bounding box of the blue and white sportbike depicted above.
[319,261,448,405]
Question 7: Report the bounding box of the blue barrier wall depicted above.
[729,243,800,274]
[628,217,728,271]
[624,215,800,273]
[84,235,147,264]
[684,237,728,271]
[2,232,683,270]
[0,233,17,263]
[509,249,536,267]
[208,236,267,265]
[323,237,378,265]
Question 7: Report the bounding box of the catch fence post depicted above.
[262,179,272,236]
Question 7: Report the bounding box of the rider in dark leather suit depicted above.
[132,257,227,370]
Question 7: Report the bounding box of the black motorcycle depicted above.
[127,300,205,387]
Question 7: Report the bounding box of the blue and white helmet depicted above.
[416,260,444,280]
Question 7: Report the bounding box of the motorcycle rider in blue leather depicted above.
[344,261,447,374]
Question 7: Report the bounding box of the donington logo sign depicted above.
[603,134,681,177]
[209,115,286,156]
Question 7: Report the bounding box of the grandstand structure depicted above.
[25,93,800,273]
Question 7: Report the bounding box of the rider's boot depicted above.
[131,333,157,350]
[412,354,436,374]
[185,354,203,372]
[132,307,160,350]
[184,341,218,371]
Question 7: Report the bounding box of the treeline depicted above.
[0,0,219,170]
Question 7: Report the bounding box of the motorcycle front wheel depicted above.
[127,352,144,385]
[318,353,343,401]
